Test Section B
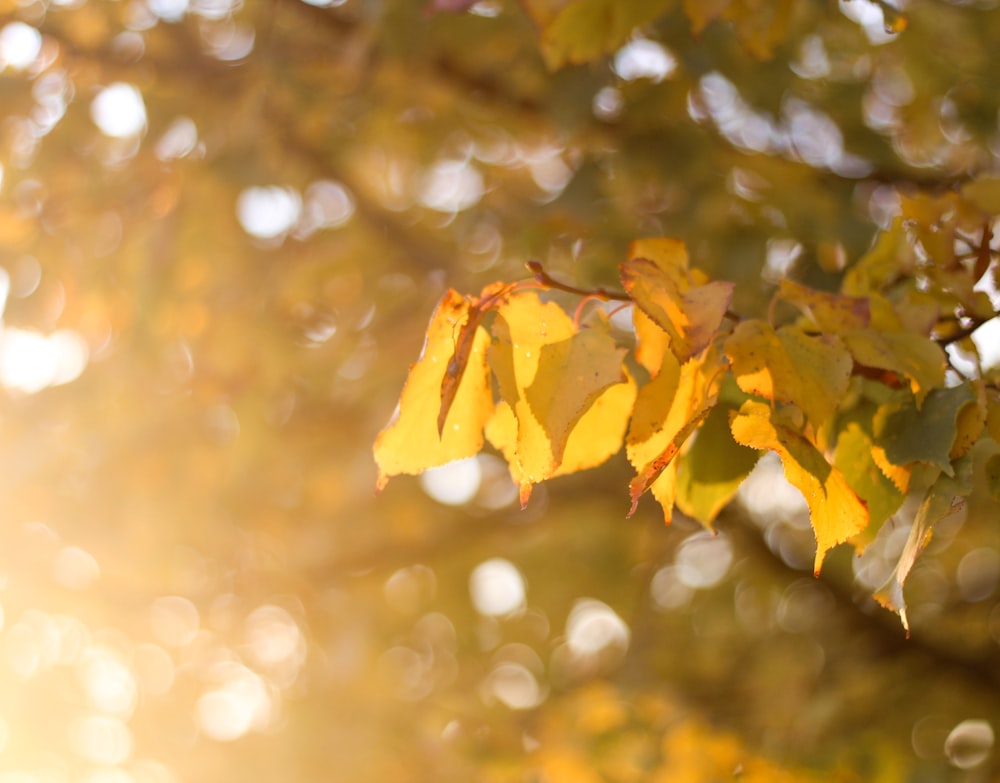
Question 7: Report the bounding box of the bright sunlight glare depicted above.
[91,83,148,138]
[0,22,42,70]
[237,186,302,240]
[0,327,89,394]
[613,38,676,83]
[470,559,525,617]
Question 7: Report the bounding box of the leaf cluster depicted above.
[376,184,1000,633]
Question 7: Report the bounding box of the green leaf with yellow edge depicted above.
[487,291,631,506]
[833,413,905,542]
[778,279,870,332]
[730,400,870,574]
[621,257,734,364]
[675,381,761,526]
[626,348,726,523]
[539,0,673,69]
[874,458,971,636]
[842,330,946,407]
[374,289,493,490]
[874,384,977,474]
[724,320,852,431]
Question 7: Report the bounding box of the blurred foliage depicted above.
[1,0,1000,780]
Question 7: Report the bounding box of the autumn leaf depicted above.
[950,382,986,460]
[621,257,734,364]
[374,289,493,490]
[778,279,870,332]
[842,330,945,407]
[632,309,671,377]
[538,0,672,69]
[842,217,915,296]
[682,0,793,58]
[874,385,978,474]
[724,320,852,431]
[833,412,905,540]
[626,348,726,522]
[628,406,715,519]
[730,400,869,574]
[874,459,972,635]
[439,281,515,435]
[675,381,761,526]
[487,373,636,502]
[487,291,631,505]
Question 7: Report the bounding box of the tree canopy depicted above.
[2,0,1000,780]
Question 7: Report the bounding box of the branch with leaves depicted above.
[375,174,1000,635]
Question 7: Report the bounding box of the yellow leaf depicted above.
[487,292,632,504]
[778,279,870,332]
[725,321,852,431]
[626,349,725,522]
[626,238,699,375]
[374,289,493,490]
[950,382,986,460]
[842,217,915,296]
[730,400,869,574]
[872,445,911,494]
[633,309,671,377]
[486,376,636,505]
[621,257,734,363]
[627,237,690,274]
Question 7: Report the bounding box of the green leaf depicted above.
[873,385,977,474]
[675,393,761,526]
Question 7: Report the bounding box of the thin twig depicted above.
[525,260,631,301]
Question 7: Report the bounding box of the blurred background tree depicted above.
[1,0,1000,780]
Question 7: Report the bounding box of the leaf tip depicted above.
[519,482,533,509]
